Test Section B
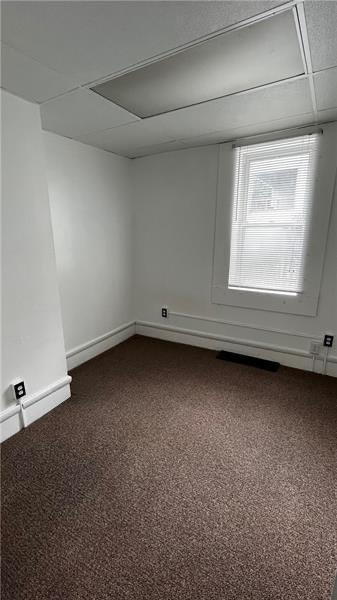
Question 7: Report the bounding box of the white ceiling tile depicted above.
[78,120,176,156]
[304,1,337,71]
[314,67,337,111]
[76,81,315,157]
[40,88,139,138]
[152,78,314,139]
[1,1,281,85]
[1,43,75,102]
[177,112,316,147]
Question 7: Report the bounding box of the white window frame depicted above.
[212,123,337,316]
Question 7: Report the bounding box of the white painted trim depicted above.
[66,321,136,370]
[66,321,135,358]
[135,321,337,376]
[212,123,337,316]
[23,375,72,408]
[170,310,320,340]
[1,375,72,443]
[0,375,72,423]
[137,320,308,356]
[0,403,20,423]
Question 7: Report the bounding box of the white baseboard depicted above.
[66,321,136,370]
[1,375,72,443]
[136,321,337,377]
[2,318,334,444]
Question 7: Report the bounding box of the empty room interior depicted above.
[1,1,337,599]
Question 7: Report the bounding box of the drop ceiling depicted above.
[1,1,337,158]
[91,10,303,118]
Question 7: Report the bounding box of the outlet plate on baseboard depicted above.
[323,334,334,348]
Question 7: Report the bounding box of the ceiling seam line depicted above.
[40,72,311,115]
[134,119,337,159]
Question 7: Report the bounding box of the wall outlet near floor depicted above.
[161,306,168,318]
[310,341,321,356]
[11,379,26,401]
[323,334,334,348]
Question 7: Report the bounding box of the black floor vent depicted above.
[217,350,279,372]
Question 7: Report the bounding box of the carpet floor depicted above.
[2,335,337,600]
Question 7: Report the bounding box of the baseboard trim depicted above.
[170,310,319,340]
[136,321,337,376]
[0,404,20,423]
[66,321,136,370]
[1,375,72,443]
[1,322,136,442]
[2,318,334,443]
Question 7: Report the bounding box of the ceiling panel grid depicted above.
[1,0,337,157]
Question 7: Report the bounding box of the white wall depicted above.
[2,91,335,445]
[1,90,70,440]
[44,132,135,369]
[133,144,337,376]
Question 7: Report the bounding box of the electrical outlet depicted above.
[11,379,26,401]
[310,341,321,356]
[161,307,168,318]
[323,334,334,348]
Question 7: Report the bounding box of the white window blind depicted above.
[228,134,320,295]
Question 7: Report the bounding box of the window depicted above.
[212,124,337,315]
[228,135,319,296]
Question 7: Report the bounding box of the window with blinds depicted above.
[228,134,320,295]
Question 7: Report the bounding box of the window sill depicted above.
[211,285,318,316]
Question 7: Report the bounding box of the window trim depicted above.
[211,123,337,316]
